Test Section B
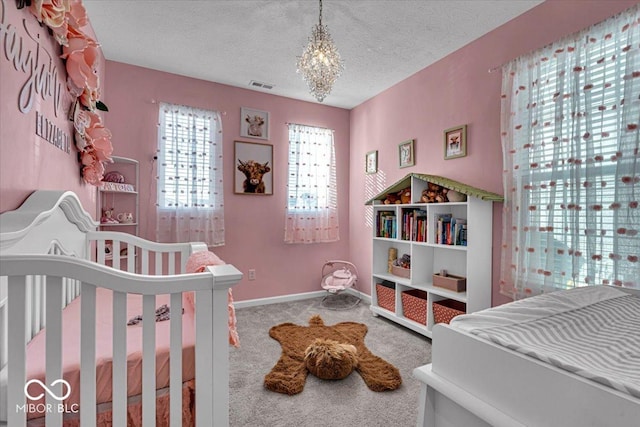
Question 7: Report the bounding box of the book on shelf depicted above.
[453,218,467,246]
[413,209,428,242]
[435,214,468,245]
[401,209,413,240]
[402,210,409,240]
[434,213,452,244]
[400,208,427,242]
[376,210,397,238]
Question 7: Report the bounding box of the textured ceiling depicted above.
[83,0,543,109]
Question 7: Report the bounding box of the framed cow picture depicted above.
[240,107,270,140]
[444,124,467,160]
[234,141,273,195]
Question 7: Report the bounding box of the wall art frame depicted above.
[234,140,273,195]
[366,150,378,174]
[444,124,467,160]
[398,139,415,168]
[240,107,270,140]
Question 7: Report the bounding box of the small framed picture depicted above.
[398,139,415,168]
[234,141,273,195]
[365,150,378,174]
[444,125,467,160]
[240,107,269,140]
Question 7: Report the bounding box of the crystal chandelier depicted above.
[296,0,344,103]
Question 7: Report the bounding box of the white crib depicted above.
[0,190,242,427]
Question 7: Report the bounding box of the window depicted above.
[285,123,339,243]
[500,6,640,298]
[156,103,224,245]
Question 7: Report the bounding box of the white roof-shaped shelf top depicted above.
[365,173,504,205]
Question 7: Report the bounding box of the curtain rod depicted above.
[150,99,227,115]
[285,122,334,132]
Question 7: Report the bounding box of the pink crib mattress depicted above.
[24,288,196,419]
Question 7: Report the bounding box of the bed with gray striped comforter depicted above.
[450,286,640,398]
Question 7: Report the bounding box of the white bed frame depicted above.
[0,190,242,427]
[413,287,640,427]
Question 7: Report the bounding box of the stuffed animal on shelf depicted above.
[395,253,411,269]
[383,192,400,204]
[399,187,411,204]
[421,182,449,203]
[101,208,119,224]
[304,338,359,380]
[446,189,467,202]
[383,187,412,204]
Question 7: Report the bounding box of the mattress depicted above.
[450,286,640,398]
[1,288,196,421]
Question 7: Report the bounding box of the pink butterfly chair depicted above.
[321,260,360,310]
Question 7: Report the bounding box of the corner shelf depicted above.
[98,156,139,233]
[366,173,503,338]
[97,156,140,260]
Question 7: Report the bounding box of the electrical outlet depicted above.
[248,269,256,280]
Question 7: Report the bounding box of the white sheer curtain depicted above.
[156,103,224,246]
[500,6,640,299]
[285,124,339,243]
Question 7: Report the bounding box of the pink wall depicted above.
[103,61,351,301]
[0,0,102,214]
[4,0,638,305]
[348,0,640,307]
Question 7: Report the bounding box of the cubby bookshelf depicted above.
[366,173,503,338]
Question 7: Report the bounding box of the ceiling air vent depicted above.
[249,80,274,90]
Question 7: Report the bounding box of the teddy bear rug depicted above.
[264,315,402,395]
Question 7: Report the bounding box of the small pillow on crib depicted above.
[184,250,226,309]
[185,250,225,274]
[184,250,240,348]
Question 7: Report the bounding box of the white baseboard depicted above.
[233,288,371,309]
[348,288,372,304]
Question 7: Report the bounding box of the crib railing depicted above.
[87,230,207,275]
[0,244,80,369]
[87,231,212,426]
[0,253,241,427]
[0,232,199,371]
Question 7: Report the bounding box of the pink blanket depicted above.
[184,250,240,348]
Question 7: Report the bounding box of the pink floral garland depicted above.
[22,0,113,185]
